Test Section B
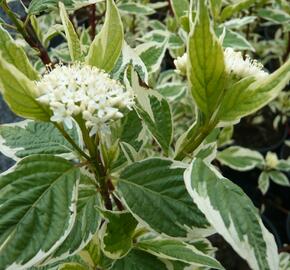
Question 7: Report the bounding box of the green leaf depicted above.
[136,40,168,74]
[0,25,39,80]
[220,0,256,21]
[156,82,187,101]
[217,146,264,171]
[216,27,255,51]
[98,210,138,259]
[0,155,80,269]
[0,57,50,121]
[59,2,83,61]
[137,239,224,269]
[184,159,279,270]
[118,3,155,15]
[48,175,101,263]
[136,92,173,155]
[28,0,103,15]
[118,158,211,238]
[86,0,123,72]
[222,16,256,29]
[258,8,290,24]
[218,58,290,123]
[110,249,167,270]
[187,0,226,119]
[0,120,79,160]
[170,0,189,20]
[268,171,290,187]
[258,172,270,195]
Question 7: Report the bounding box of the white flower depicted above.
[36,64,134,135]
[224,48,268,80]
[174,53,187,76]
[265,152,279,169]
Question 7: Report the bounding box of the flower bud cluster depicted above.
[36,64,134,135]
[224,48,268,80]
[174,48,268,80]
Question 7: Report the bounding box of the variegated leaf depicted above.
[0,155,80,270]
[184,159,279,270]
[217,146,264,171]
[118,158,212,238]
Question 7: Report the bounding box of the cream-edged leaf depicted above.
[184,159,279,270]
[59,2,83,61]
[0,57,49,121]
[217,146,264,171]
[137,239,224,269]
[0,25,39,80]
[118,158,211,238]
[0,155,80,270]
[86,0,123,72]
[187,0,226,119]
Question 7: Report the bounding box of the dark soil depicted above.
[234,108,287,152]
[209,234,251,270]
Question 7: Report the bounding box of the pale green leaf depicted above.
[184,159,279,270]
[220,0,256,21]
[218,59,290,123]
[187,0,226,118]
[86,0,123,72]
[217,146,264,171]
[170,0,189,20]
[0,25,39,80]
[258,8,290,24]
[156,82,187,101]
[222,16,256,29]
[0,120,79,161]
[118,3,155,15]
[137,239,224,269]
[98,210,138,259]
[59,2,83,61]
[0,57,50,121]
[0,155,80,269]
[276,160,290,171]
[28,0,103,15]
[118,158,211,238]
[258,172,270,195]
[268,171,290,187]
[216,27,255,51]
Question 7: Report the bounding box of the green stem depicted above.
[74,117,113,210]
[53,122,90,160]
[175,117,219,161]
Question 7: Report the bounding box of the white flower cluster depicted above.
[174,53,187,76]
[224,48,268,80]
[36,64,134,135]
[174,49,268,80]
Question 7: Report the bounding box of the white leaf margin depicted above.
[184,159,279,270]
[1,165,80,270]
